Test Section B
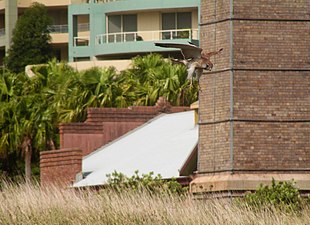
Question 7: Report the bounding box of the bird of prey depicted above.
[155,42,223,83]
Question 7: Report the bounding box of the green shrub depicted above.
[244,178,302,211]
[106,170,188,194]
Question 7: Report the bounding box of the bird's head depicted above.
[199,48,223,71]
[206,63,213,71]
[200,57,213,71]
[202,63,213,71]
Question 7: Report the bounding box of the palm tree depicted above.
[0,65,59,182]
[127,54,198,106]
[16,77,57,182]
[80,67,123,107]
[0,55,198,181]
[0,71,26,176]
[52,66,118,122]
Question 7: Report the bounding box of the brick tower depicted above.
[191,0,310,194]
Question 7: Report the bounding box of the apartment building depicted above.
[69,0,200,62]
[0,0,86,64]
[0,0,199,66]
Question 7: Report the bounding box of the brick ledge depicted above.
[190,173,310,193]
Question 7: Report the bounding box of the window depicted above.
[107,14,137,42]
[162,12,192,39]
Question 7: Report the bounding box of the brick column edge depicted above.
[40,148,82,187]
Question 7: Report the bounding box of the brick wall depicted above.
[233,0,309,20]
[234,122,310,170]
[41,98,190,186]
[40,149,82,186]
[198,0,310,174]
[198,122,231,172]
[60,121,145,156]
[60,97,190,156]
[234,71,310,120]
[198,71,231,172]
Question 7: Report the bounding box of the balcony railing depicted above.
[48,24,68,33]
[73,28,198,47]
[95,28,199,45]
[77,23,90,32]
[74,36,90,46]
[48,23,89,34]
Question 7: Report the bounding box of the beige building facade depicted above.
[0,0,89,64]
[0,0,199,70]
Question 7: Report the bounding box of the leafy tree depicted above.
[0,71,57,182]
[0,71,27,176]
[5,3,52,73]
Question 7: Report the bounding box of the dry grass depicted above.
[0,182,309,225]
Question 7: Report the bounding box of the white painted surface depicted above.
[74,111,198,187]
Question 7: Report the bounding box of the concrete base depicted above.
[190,173,310,194]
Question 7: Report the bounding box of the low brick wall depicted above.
[40,149,82,187]
[60,97,190,156]
[41,97,190,186]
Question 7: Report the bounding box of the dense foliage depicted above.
[0,55,198,180]
[106,170,188,194]
[244,179,303,211]
[5,3,52,73]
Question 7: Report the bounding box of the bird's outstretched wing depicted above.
[202,48,223,58]
[155,42,202,59]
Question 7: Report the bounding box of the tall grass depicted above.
[0,182,309,225]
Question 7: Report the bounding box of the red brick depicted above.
[60,98,190,156]
[40,149,82,187]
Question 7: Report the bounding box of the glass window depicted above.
[177,12,191,38]
[162,13,175,30]
[162,13,176,40]
[108,15,121,33]
[123,14,137,32]
[161,12,192,40]
[177,12,191,29]
[123,14,137,41]
[108,15,121,42]
[108,14,137,42]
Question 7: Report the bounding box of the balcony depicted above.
[49,23,90,44]
[48,23,89,34]
[72,28,199,57]
[48,24,68,34]
[73,28,198,48]
[74,36,90,46]
[76,28,199,57]
[95,28,199,44]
